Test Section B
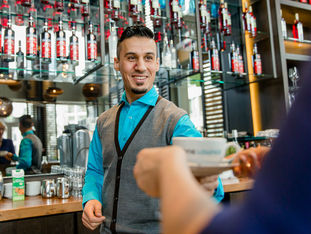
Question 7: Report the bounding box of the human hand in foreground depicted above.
[232,146,270,178]
[4,152,13,161]
[82,199,106,230]
[134,146,186,198]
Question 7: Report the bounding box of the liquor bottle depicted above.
[248,6,257,38]
[21,0,31,7]
[253,43,262,75]
[108,26,117,64]
[41,19,51,63]
[242,2,250,32]
[199,0,208,29]
[170,40,177,69]
[136,0,144,23]
[56,18,67,62]
[299,0,307,2]
[161,34,171,68]
[211,39,220,71]
[16,40,24,78]
[129,0,139,17]
[224,2,232,36]
[26,14,37,60]
[112,0,120,21]
[3,16,15,62]
[280,10,287,39]
[218,0,226,32]
[70,22,79,65]
[228,42,236,73]
[292,13,304,42]
[190,47,199,71]
[237,46,244,74]
[55,0,64,12]
[150,0,161,27]
[170,0,179,24]
[87,21,97,61]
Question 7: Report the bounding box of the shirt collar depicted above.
[120,87,159,106]
[22,130,34,137]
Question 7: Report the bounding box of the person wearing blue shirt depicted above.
[5,115,43,173]
[0,121,15,175]
[82,25,224,233]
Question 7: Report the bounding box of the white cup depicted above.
[172,137,238,166]
[0,150,8,157]
[4,183,12,199]
[26,181,41,196]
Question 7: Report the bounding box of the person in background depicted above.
[0,121,15,175]
[82,25,224,233]
[5,115,43,173]
[134,59,311,233]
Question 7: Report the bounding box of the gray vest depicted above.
[97,98,186,234]
[24,133,43,170]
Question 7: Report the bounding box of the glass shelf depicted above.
[284,39,311,59]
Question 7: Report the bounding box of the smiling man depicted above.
[81,26,224,234]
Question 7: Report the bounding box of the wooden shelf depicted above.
[280,0,311,11]
[284,40,311,56]
[0,196,82,222]
[286,53,311,61]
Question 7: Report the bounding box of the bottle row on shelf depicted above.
[295,0,311,4]
[280,10,308,43]
[0,14,98,67]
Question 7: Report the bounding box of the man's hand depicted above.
[82,199,106,230]
[5,152,13,161]
[197,175,219,197]
[233,146,270,178]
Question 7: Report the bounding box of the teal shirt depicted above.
[12,130,34,171]
[82,87,224,207]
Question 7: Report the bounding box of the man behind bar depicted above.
[81,25,224,233]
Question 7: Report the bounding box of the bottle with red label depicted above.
[228,42,236,73]
[199,0,208,29]
[248,6,257,38]
[81,3,91,17]
[236,46,244,75]
[210,39,220,71]
[292,13,304,42]
[21,0,31,7]
[87,21,97,61]
[224,2,231,36]
[242,2,251,32]
[150,0,161,27]
[41,18,51,64]
[253,43,262,75]
[26,13,37,61]
[218,0,227,33]
[129,0,139,18]
[3,16,15,62]
[56,18,67,62]
[70,22,79,66]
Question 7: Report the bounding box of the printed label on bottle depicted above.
[113,0,120,8]
[152,0,159,9]
[239,59,244,74]
[4,38,15,55]
[42,40,51,58]
[172,0,179,12]
[200,6,207,17]
[70,41,79,61]
[56,39,66,58]
[26,35,37,56]
[231,57,235,72]
[87,41,97,60]
[212,55,219,71]
[254,58,262,75]
[130,0,138,5]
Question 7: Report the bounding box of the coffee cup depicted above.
[172,137,238,166]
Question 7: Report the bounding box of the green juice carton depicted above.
[12,169,25,201]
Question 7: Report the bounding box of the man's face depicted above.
[114,36,159,100]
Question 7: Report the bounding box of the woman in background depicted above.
[0,121,15,175]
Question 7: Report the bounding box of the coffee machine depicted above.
[57,124,90,168]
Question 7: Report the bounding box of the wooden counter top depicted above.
[223,178,254,193]
[0,196,83,222]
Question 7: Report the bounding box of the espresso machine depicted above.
[57,124,90,169]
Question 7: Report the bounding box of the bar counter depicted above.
[0,196,82,222]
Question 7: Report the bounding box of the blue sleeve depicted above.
[82,126,104,208]
[172,114,224,203]
[16,138,32,170]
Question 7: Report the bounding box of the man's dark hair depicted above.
[19,115,33,129]
[117,25,155,58]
